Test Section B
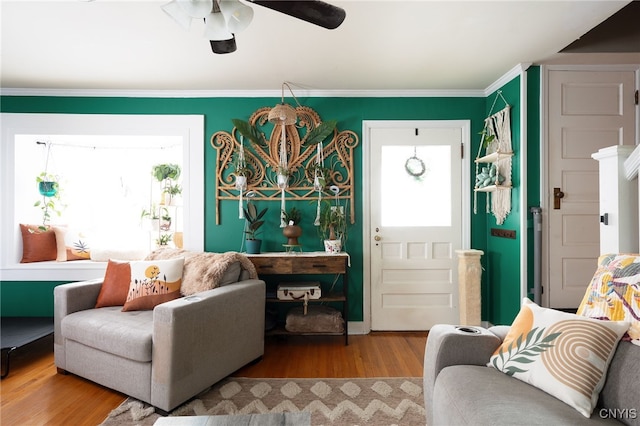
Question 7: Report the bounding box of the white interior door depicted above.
[545,68,637,309]
[368,123,466,330]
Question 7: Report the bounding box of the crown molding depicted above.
[484,63,533,96]
[0,87,486,98]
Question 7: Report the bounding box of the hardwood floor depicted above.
[1,332,427,425]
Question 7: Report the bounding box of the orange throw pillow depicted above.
[19,224,57,263]
[95,260,132,308]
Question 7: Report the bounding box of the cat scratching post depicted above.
[455,249,483,326]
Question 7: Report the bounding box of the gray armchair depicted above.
[55,277,265,413]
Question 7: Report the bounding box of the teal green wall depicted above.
[1,281,63,316]
[0,95,488,321]
[1,91,535,324]
[482,77,522,325]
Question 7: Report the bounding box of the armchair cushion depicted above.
[61,306,154,362]
[489,298,630,418]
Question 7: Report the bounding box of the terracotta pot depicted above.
[283,225,302,246]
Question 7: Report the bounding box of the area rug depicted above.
[100,377,425,426]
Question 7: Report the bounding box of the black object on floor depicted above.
[1,317,54,378]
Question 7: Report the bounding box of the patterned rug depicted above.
[100,377,425,426]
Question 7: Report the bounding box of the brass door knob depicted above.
[374,235,381,241]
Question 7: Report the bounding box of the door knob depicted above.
[553,187,565,210]
[374,235,381,241]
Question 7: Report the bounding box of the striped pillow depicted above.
[489,298,629,417]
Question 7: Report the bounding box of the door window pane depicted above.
[380,145,451,227]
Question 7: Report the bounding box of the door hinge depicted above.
[460,143,464,159]
[635,89,639,105]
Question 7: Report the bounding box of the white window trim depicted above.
[0,113,204,281]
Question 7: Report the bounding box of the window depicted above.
[1,113,204,281]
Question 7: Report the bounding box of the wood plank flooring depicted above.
[1,332,427,425]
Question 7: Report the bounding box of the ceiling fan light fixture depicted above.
[204,12,233,40]
[176,0,215,19]
[210,37,237,54]
[219,0,254,33]
[161,0,194,30]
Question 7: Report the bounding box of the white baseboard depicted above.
[347,321,367,335]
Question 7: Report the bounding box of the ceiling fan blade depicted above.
[248,0,346,30]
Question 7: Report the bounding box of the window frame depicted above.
[0,113,204,281]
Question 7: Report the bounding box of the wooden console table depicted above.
[246,252,349,345]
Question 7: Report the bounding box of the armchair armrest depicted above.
[151,278,265,411]
[53,278,103,368]
[423,324,503,425]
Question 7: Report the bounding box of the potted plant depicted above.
[160,207,172,231]
[152,163,181,204]
[140,205,160,231]
[282,207,302,246]
[155,233,172,247]
[232,149,250,191]
[243,200,267,254]
[34,172,63,231]
[318,201,347,253]
[163,182,182,205]
[37,172,59,197]
[276,165,290,189]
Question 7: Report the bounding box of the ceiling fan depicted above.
[162,0,346,54]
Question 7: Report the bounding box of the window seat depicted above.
[1,260,108,281]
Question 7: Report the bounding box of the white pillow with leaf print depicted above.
[488,298,630,418]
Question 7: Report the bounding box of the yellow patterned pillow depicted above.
[489,298,629,417]
[122,258,184,311]
[577,253,640,346]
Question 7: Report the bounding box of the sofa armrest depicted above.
[151,278,266,411]
[424,324,502,425]
[53,279,103,368]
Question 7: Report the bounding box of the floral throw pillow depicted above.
[577,253,640,346]
[489,298,629,417]
[52,226,91,261]
[122,258,184,312]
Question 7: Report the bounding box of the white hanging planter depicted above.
[235,175,247,191]
[277,173,288,189]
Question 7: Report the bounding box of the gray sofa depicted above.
[424,324,639,426]
[54,261,265,413]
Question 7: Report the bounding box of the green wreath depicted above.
[405,155,426,178]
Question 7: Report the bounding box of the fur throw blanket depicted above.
[146,248,258,296]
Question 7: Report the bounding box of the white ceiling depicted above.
[0,0,635,93]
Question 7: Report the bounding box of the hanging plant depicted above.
[152,164,181,182]
[34,141,64,229]
[34,173,63,231]
[231,119,268,148]
[37,172,59,197]
[304,120,337,146]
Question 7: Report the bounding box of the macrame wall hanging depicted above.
[474,90,513,225]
